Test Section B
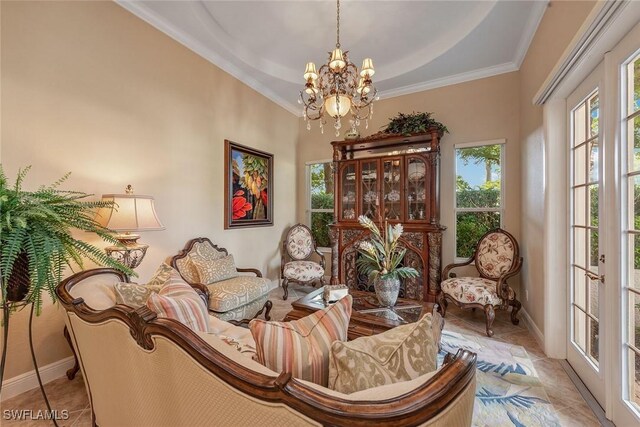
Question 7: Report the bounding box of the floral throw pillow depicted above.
[328,312,442,394]
[189,254,239,285]
[146,262,176,287]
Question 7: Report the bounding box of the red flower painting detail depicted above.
[232,190,252,220]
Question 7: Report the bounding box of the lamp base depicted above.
[106,234,148,269]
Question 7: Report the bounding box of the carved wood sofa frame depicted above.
[281,224,326,300]
[57,268,477,427]
[437,228,523,337]
[171,237,272,324]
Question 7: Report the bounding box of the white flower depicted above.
[359,241,376,254]
[392,223,404,241]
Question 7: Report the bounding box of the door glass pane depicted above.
[631,291,640,350]
[382,159,401,221]
[632,234,640,290]
[631,115,640,171]
[573,227,587,268]
[361,161,378,219]
[589,229,599,270]
[629,349,640,405]
[574,186,586,226]
[589,93,599,137]
[456,212,500,258]
[574,103,587,146]
[574,266,587,311]
[574,145,586,186]
[589,185,599,228]
[574,306,587,351]
[589,142,599,182]
[630,56,639,114]
[589,276,599,316]
[588,317,599,362]
[407,157,427,220]
[340,163,356,220]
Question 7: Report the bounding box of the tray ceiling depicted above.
[117,1,548,115]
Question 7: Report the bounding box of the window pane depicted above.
[573,186,586,226]
[310,212,334,248]
[455,145,501,209]
[630,56,640,115]
[573,227,587,268]
[631,234,640,290]
[630,115,640,172]
[573,145,586,186]
[310,163,334,209]
[589,93,599,137]
[589,141,599,182]
[456,212,500,258]
[589,185,599,228]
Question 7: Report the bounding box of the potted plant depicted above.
[356,215,419,307]
[383,111,448,136]
[0,166,132,411]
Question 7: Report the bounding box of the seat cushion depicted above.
[197,316,257,359]
[249,295,352,386]
[441,277,514,305]
[207,276,276,312]
[146,280,210,333]
[328,312,442,394]
[283,261,324,282]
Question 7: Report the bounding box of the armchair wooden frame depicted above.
[281,224,326,300]
[56,268,477,427]
[437,228,523,337]
[171,237,272,324]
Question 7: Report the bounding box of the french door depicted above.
[567,64,606,406]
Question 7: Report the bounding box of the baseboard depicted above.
[520,308,545,350]
[1,356,76,402]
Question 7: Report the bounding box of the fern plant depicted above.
[383,111,449,136]
[0,166,133,314]
[356,215,419,282]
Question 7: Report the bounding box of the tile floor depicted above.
[1,283,601,427]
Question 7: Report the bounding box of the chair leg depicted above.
[263,300,273,321]
[437,292,448,317]
[510,298,522,325]
[484,304,495,337]
[282,278,289,301]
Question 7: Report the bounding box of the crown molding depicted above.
[514,1,549,68]
[116,1,301,116]
[377,62,519,101]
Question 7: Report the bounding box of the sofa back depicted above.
[57,268,477,427]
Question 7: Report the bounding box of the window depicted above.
[454,141,504,258]
[623,51,640,409]
[308,162,334,248]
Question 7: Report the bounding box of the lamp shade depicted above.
[329,48,346,72]
[303,62,318,81]
[360,58,375,77]
[324,94,351,118]
[96,194,164,232]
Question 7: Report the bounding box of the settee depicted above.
[57,268,477,427]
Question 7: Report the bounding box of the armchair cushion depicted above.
[441,277,515,306]
[249,295,352,386]
[283,261,324,282]
[207,276,276,313]
[328,312,442,394]
[476,232,516,279]
[190,254,239,285]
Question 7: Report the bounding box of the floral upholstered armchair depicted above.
[281,224,326,300]
[438,228,522,337]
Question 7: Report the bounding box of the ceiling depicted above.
[117,1,548,116]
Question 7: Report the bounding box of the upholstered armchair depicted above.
[281,224,326,300]
[438,228,522,337]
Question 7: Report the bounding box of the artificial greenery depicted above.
[383,111,448,136]
[0,166,133,313]
[356,215,419,281]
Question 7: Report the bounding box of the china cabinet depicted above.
[329,129,445,302]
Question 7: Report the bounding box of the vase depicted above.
[374,276,401,307]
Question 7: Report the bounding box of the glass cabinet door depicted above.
[339,162,357,221]
[406,156,430,221]
[382,158,403,221]
[360,160,379,219]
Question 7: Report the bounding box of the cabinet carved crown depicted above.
[328,129,445,302]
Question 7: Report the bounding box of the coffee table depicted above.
[284,287,439,340]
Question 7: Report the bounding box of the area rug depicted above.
[439,331,561,427]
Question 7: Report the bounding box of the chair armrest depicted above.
[442,257,476,280]
[189,282,210,301]
[315,247,326,270]
[236,268,263,278]
[281,240,287,276]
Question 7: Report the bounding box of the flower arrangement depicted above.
[383,111,448,136]
[356,215,419,281]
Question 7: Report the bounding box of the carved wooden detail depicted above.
[330,130,446,302]
[57,268,477,426]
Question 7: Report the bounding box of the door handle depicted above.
[585,271,605,284]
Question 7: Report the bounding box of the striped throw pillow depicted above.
[249,295,352,386]
[146,279,210,333]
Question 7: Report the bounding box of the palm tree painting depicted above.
[224,140,273,228]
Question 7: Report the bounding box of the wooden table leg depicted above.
[63,326,80,380]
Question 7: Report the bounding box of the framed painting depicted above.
[224,140,274,229]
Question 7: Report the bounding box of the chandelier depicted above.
[299,0,377,136]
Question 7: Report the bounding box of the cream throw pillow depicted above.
[190,254,239,285]
[328,311,443,394]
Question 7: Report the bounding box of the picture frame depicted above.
[224,140,274,229]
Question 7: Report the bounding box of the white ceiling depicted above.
[117,1,548,116]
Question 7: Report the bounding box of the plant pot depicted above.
[6,252,30,302]
[374,276,401,307]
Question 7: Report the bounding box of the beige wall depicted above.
[297,72,522,293]
[0,1,298,380]
[518,0,596,334]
